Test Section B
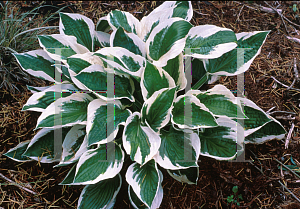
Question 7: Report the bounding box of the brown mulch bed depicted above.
[1,1,300,208]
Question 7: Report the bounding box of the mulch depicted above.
[0,1,300,208]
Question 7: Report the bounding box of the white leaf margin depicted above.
[141,87,177,133]
[77,173,122,209]
[122,112,161,165]
[205,30,270,76]
[22,83,79,112]
[73,143,125,185]
[167,166,199,185]
[141,66,176,101]
[38,34,89,62]
[54,125,87,167]
[14,49,57,83]
[35,93,94,130]
[59,12,96,50]
[146,17,191,68]
[154,128,200,170]
[110,29,146,57]
[86,99,131,145]
[23,128,59,163]
[239,97,286,144]
[171,94,217,129]
[4,140,33,162]
[107,10,141,35]
[126,162,163,209]
[184,25,237,59]
[95,47,146,79]
[186,84,248,119]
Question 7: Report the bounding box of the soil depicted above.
[1,1,300,209]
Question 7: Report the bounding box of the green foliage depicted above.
[227,186,243,206]
[293,4,298,13]
[0,1,63,93]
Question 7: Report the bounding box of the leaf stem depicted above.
[134,100,142,110]
[191,73,208,90]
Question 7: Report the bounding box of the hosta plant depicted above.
[5,1,286,208]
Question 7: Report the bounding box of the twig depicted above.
[193,10,209,16]
[255,3,283,14]
[264,1,300,28]
[275,115,296,120]
[233,1,258,11]
[249,150,264,174]
[278,180,300,203]
[263,2,288,33]
[248,154,300,205]
[293,57,299,81]
[285,123,295,149]
[236,4,244,22]
[287,78,296,90]
[197,1,201,13]
[266,106,276,114]
[274,157,300,179]
[286,58,299,90]
[290,26,300,35]
[286,36,300,44]
[269,111,297,115]
[271,76,300,92]
[0,173,37,195]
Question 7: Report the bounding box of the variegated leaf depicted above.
[38,34,89,62]
[94,47,145,81]
[78,174,122,209]
[238,97,286,144]
[184,25,237,59]
[59,163,77,185]
[4,140,32,162]
[74,64,135,102]
[23,127,72,163]
[128,186,148,209]
[126,160,163,209]
[59,13,95,51]
[146,18,193,67]
[123,112,161,165]
[22,84,77,112]
[111,27,146,57]
[73,142,124,184]
[197,117,244,160]
[154,126,200,169]
[35,93,94,129]
[239,97,273,136]
[141,88,176,133]
[141,61,176,101]
[171,95,218,129]
[26,85,52,94]
[107,10,141,35]
[13,50,65,83]
[86,99,131,146]
[245,120,286,144]
[55,125,87,167]
[96,16,112,33]
[203,31,270,78]
[162,53,186,91]
[139,1,193,42]
[94,31,110,48]
[187,84,246,119]
[167,166,199,185]
[67,52,103,75]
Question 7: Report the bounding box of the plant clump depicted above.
[4,1,286,208]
